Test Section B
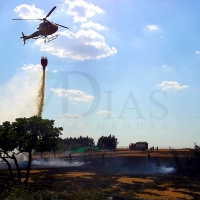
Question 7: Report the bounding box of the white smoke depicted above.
[0,149,28,169]
[0,67,41,124]
[152,164,176,174]
[31,158,85,168]
[158,166,176,174]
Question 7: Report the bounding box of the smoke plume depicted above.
[0,69,41,124]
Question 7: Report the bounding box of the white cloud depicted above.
[50,88,94,102]
[158,81,189,90]
[81,21,106,30]
[58,113,83,119]
[0,68,41,123]
[64,0,104,23]
[195,51,200,55]
[35,29,117,60]
[162,65,172,70]
[146,24,159,31]
[22,64,42,73]
[97,110,114,116]
[14,4,44,19]
[52,70,57,73]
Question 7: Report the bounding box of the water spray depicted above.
[37,57,47,117]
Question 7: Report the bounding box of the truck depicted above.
[129,142,148,151]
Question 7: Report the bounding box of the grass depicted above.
[137,188,194,200]
[1,149,200,199]
[117,177,154,184]
[0,186,106,200]
[1,170,200,200]
[55,172,96,178]
[0,186,43,200]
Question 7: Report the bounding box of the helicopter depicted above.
[12,6,69,45]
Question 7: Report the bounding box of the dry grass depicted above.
[117,176,154,184]
[32,148,190,159]
[1,149,199,200]
[159,181,174,188]
[137,188,194,200]
[55,172,96,178]
[21,170,49,174]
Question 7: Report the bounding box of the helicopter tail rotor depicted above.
[20,32,27,45]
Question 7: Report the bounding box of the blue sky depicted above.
[0,0,200,148]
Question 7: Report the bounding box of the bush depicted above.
[0,186,105,200]
[0,186,42,200]
[97,134,118,151]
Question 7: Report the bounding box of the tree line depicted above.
[59,134,118,152]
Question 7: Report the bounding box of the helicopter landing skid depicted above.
[33,36,43,39]
[44,34,58,43]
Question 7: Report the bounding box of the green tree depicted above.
[191,143,200,159]
[97,134,118,151]
[191,143,200,172]
[60,136,95,151]
[0,116,63,185]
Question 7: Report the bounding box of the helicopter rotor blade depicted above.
[13,6,57,21]
[55,23,69,29]
[12,19,42,20]
[45,6,56,19]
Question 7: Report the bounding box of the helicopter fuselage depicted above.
[38,21,58,36]
[25,21,58,41]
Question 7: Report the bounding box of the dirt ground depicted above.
[1,149,200,200]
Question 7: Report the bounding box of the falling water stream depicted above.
[37,69,46,117]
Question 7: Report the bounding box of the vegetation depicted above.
[0,145,200,199]
[1,116,200,199]
[191,143,200,159]
[0,186,42,200]
[0,186,105,200]
[187,143,200,174]
[59,136,95,151]
[58,134,119,152]
[0,116,63,185]
[97,134,118,151]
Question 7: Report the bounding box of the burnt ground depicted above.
[0,150,200,199]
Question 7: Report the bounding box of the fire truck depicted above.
[129,142,148,151]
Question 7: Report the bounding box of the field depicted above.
[0,149,200,200]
